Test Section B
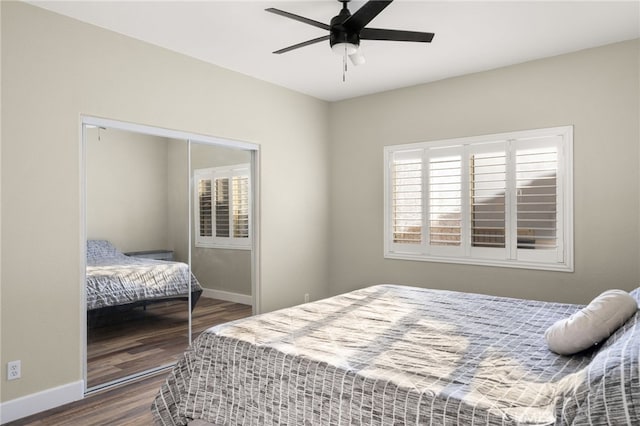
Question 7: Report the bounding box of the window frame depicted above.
[194,163,252,250]
[384,126,573,272]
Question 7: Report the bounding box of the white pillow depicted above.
[545,289,638,355]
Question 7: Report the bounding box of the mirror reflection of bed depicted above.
[85,125,253,391]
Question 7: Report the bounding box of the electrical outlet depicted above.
[304,293,309,303]
[7,360,21,381]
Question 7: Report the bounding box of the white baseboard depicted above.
[201,288,252,306]
[0,380,84,424]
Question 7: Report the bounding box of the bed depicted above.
[86,240,203,322]
[152,284,640,425]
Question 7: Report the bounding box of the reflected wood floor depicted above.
[7,297,252,425]
[88,297,252,387]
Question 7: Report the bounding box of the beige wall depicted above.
[1,1,329,402]
[328,39,640,304]
[86,127,171,253]
[167,138,189,263]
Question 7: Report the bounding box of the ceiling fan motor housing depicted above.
[329,8,360,48]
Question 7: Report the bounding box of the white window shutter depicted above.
[515,135,564,264]
[426,146,465,257]
[468,141,508,260]
[198,178,213,237]
[194,164,251,249]
[384,126,573,271]
[388,149,424,254]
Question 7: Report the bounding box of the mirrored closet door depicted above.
[83,119,257,392]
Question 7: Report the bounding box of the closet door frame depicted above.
[80,115,260,394]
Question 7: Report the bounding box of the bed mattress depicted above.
[152,284,640,425]
[86,240,202,311]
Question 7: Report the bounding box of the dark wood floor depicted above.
[7,298,252,425]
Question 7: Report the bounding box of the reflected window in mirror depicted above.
[194,163,251,249]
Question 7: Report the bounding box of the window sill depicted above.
[384,251,573,272]
[195,243,251,251]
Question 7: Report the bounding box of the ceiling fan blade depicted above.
[265,8,330,31]
[360,28,435,43]
[343,0,393,33]
[273,35,330,54]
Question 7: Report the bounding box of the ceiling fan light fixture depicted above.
[349,51,366,66]
[331,42,359,55]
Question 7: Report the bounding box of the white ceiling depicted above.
[29,1,640,101]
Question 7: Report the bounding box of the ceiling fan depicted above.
[266,0,435,67]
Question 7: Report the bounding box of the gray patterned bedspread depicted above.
[87,240,202,311]
[152,285,640,425]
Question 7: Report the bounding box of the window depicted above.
[194,164,251,249]
[384,126,573,271]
